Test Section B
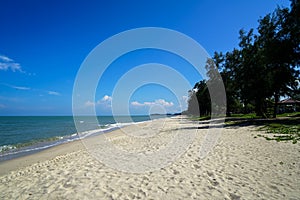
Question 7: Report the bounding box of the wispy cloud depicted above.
[1,83,60,96]
[0,95,20,102]
[0,104,5,109]
[11,85,31,90]
[131,99,174,107]
[48,91,60,96]
[0,55,25,73]
[1,83,31,90]
[0,55,13,62]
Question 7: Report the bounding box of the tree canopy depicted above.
[186,1,299,118]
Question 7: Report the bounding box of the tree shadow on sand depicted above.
[174,116,300,130]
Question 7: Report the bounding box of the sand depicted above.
[0,116,299,199]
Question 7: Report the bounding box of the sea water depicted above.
[0,115,166,161]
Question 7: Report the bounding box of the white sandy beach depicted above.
[0,116,299,199]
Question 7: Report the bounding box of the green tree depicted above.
[205,58,227,116]
[187,88,200,116]
[215,50,243,116]
[237,29,270,117]
[187,80,211,116]
[256,6,299,117]
[186,0,299,118]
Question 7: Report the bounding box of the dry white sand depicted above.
[0,116,299,199]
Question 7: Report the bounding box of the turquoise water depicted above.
[0,115,166,161]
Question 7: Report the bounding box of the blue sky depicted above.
[0,0,291,116]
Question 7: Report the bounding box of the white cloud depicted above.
[179,95,189,111]
[85,100,96,107]
[0,55,24,73]
[155,99,174,107]
[131,99,174,107]
[102,95,112,102]
[182,95,188,103]
[84,95,112,107]
[48,91,60,96]
[192,88,199,93]
[131,101,144,106]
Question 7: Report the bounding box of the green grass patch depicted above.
[256,119,300,143]
[225,120,247,126]
[230,113,257,119]
[277,112,300,118]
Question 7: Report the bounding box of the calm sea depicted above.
[0,115,166,161]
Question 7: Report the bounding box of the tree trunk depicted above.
[273,93,279,118]
[255,98,267,118]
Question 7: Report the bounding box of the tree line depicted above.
[186,0,300,118]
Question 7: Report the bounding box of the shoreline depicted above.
[0,115,169,163]
[0,116,175,176]
[1,116,299,199]
[0,137,85,176]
